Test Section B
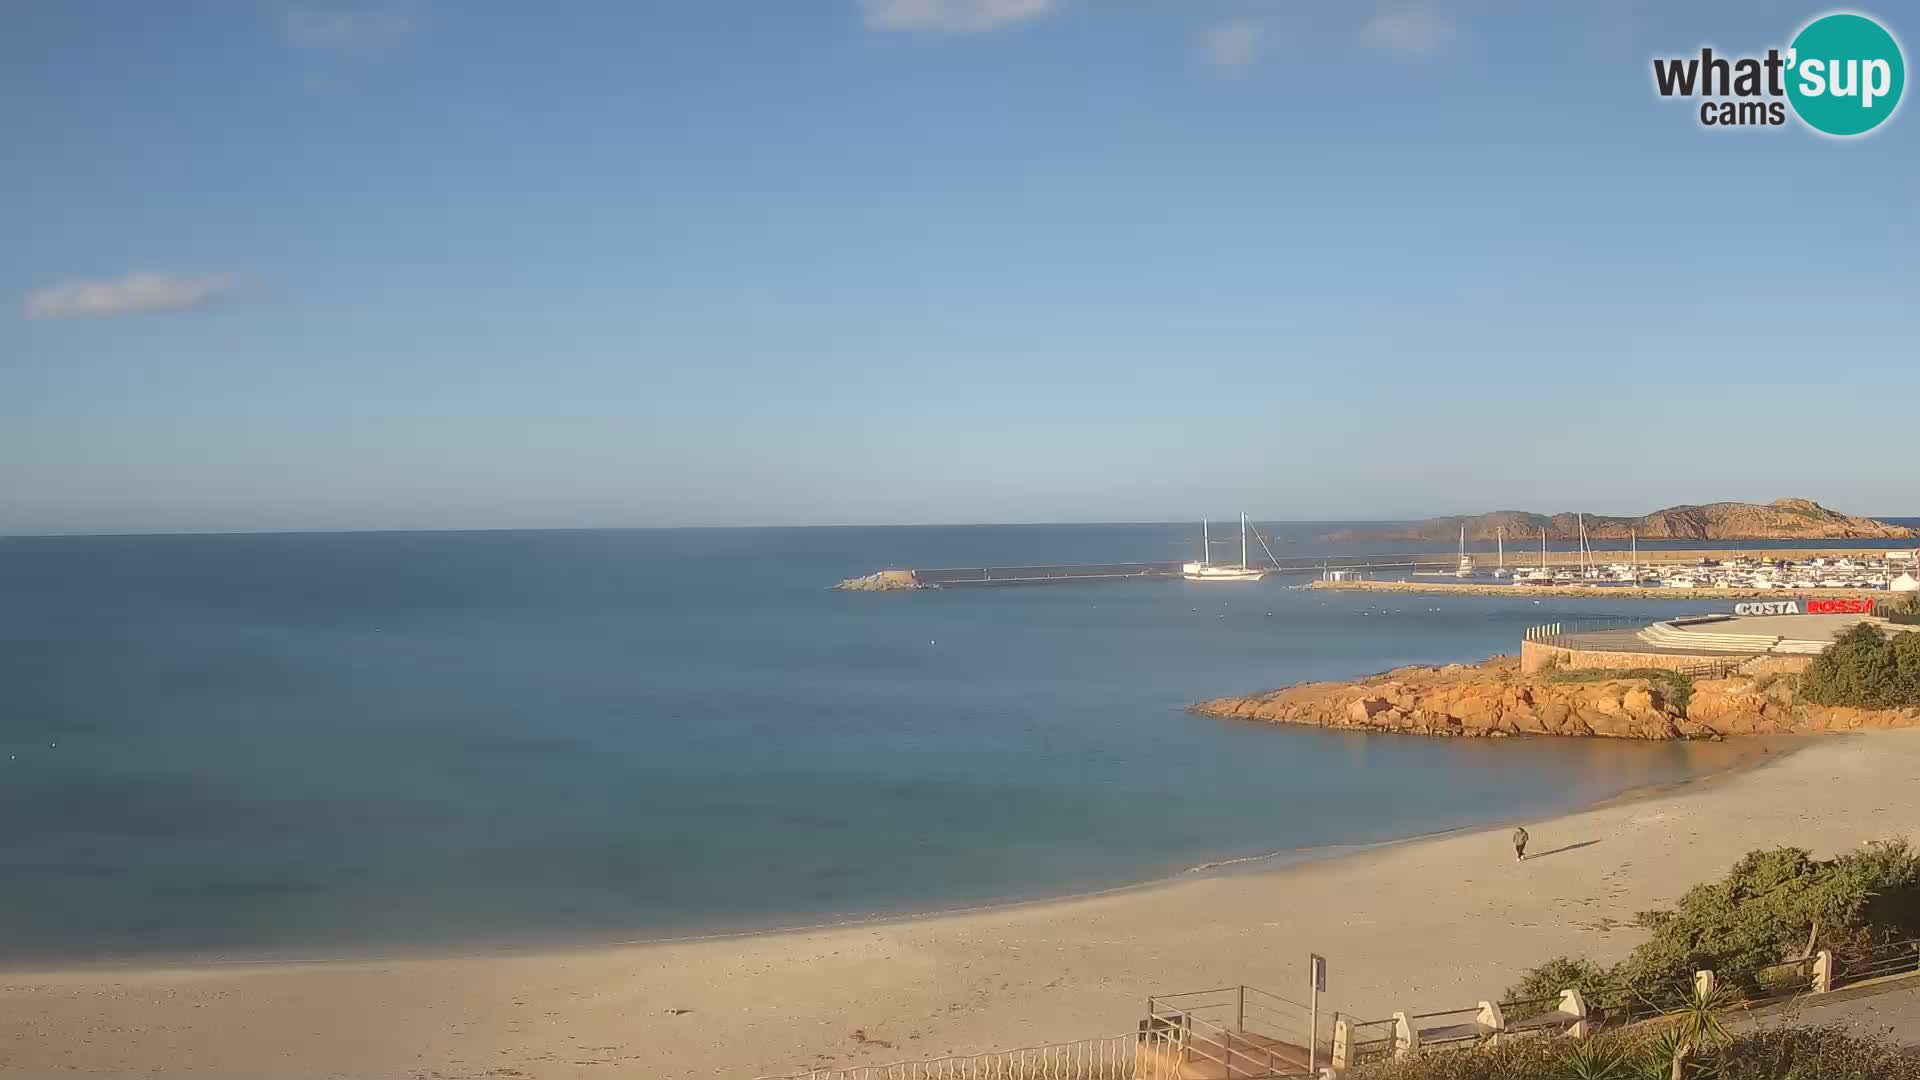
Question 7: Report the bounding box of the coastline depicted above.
[0,737,1771,974]
[11,730,1900,1079]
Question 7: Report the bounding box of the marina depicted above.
[843,538,1920,594]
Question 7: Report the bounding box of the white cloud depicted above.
[1200,20,1265,70]
[283,2,420,50]
[1360,5,1458,54]
[23,273,247,321]
[860,0,1056,33]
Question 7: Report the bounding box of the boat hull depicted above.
[1182,569,1267,582]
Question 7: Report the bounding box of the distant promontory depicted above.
[1322,498,1916,544]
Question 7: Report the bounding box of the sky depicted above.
[3,0,1915,533]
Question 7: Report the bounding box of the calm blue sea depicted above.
[0,522,1911,962]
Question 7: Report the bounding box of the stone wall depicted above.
[1518,640,1812,676]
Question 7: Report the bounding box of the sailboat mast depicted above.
[1202,518,1210,565]
[1498,527,1504,569]
[1241,513,1248,569]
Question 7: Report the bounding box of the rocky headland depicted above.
[1323,498,1916,544]
[1191,656,1920,740]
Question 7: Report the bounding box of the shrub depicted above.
[1623,842,1920,992]
[1503,956,1622,1018]
[1347,1025,1920,1080]
[1717,1023,1920,1079]
[1504,843,1920,1004]
[1800,623,1920,708]
[1546,668,1695,712]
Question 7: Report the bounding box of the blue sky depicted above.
[3,1,1914,533]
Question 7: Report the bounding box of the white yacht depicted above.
[1183,514,1268,582]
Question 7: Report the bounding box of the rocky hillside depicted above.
[1323,499,1915,544]
[1191,657,1920,740]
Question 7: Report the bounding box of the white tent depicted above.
[1892,572,1920,593]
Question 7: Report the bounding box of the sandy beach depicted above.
[6,730,1917,1079]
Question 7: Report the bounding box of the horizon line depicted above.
[5,513,1917,542]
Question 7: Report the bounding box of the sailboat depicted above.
[1183,514,1268,582]
[1455,525,1474,577]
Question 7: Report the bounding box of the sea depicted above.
[2,521,1914,962]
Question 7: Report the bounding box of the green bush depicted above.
[1502,956,1622,1018]
[1347,1025,1920,1080]
[1717,1023,1920,1079]
[1504,843,1920,1004]
[1800,623,1920,708]
[1546,667,1695,712]
[1625,843,1920,990]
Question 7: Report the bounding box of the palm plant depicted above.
[1554,1038,1634,1079]
[1659,980,1733,1080]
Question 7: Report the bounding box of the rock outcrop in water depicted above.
[1322,499,1916,544]
[835,569,921,591]
[1191,657,1920,740]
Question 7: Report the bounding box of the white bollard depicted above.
[1560,988,1591,1039]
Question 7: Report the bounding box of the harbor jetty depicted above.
[839,554,1488,590]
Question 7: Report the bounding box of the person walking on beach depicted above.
[1513,826,1530,862]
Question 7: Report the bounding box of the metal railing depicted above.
[1145,985,1320,1048]
[767,939,1920,1080]
[1525,620,1747,679]
[1833,937,1920,987]
[764,1030,1175,1080]
[1149,1012,1312,1079]
[1145,985,1321,1078]
[1524,616,1664,648]
[1337,1016,1397,1067]
[1396,1005,1489,1051]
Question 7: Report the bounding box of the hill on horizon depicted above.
[1321,499,1920,544]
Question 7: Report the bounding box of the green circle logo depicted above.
[1786,13,1905,136]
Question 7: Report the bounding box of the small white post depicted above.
[1560,988,1590,1039]
[1694,970,1716,999]
[1392,1012,1418,1060]
[1813,950,1835,994]
[1331,1019,1352,1071]
[1476,1000,1505,1044]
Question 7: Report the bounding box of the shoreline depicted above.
[0,736,1792,977]
[10,733,1886,1079]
